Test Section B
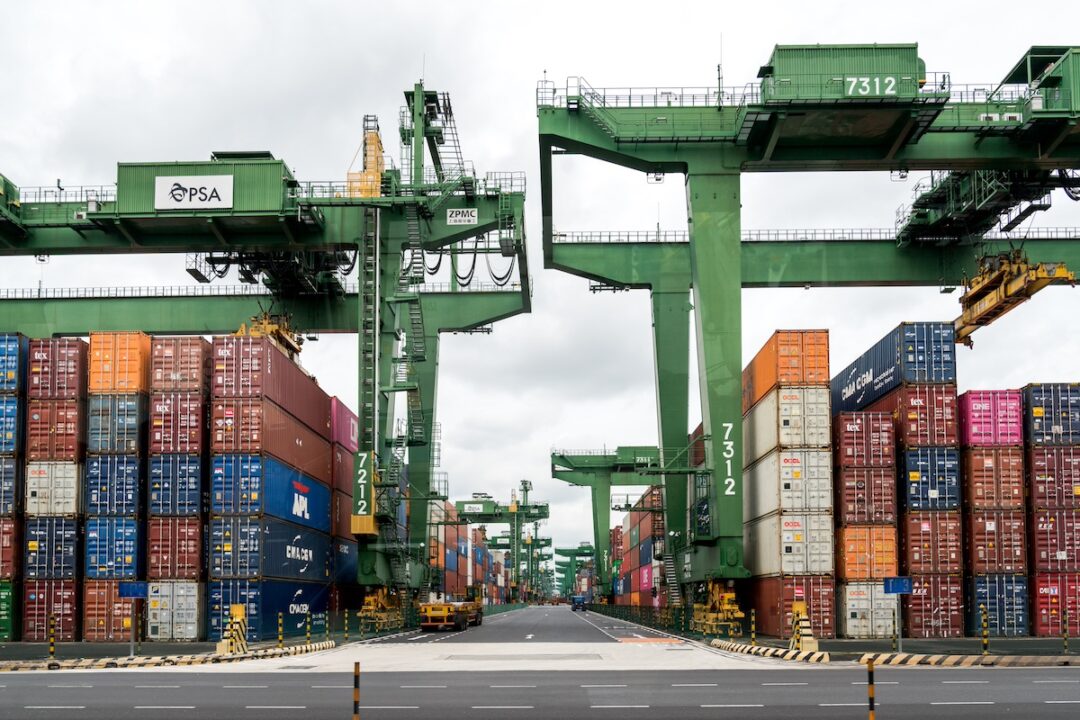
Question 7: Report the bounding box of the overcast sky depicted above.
[3,2,1080,563]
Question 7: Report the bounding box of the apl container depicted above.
[962,447,1024,510]
[1029,447,1080,510]
[146,580,203,641]
[24,517,78,579]
[330,397,359,454]
[744,512,834,576]
[831,322,956,413]
[210,399,332,484]
[0,333,28,395]
[743,386,831,466]
[26,461,80,516]
[332,443,355,496]
[84,455,141,516]
[1030,509,1080,572]
[148,455,203,516]
[26,399,85,461]
[746,574,835,639]
[85,517,143,579]
[0,396,23,455]
[28,338,88,400]
[149,392,205,454]
[833,412,894,468]
[208,579,330,641]
[1024,384,1080,446]
[902,511,962,574]
[211,454,331,533]
[1031,572,1080,637]
[0,457,19,515]
[333,538,358,584]
[868,384,958,448]
[965,574,1028,637]
[89,331,151,394]
[744,449,832,520]
[742,330,830,414]
[904,575,964,638]
[836,525,898,580]
[151,337,211,393]
[211,337,331,439]
[900,448,960,510]
[82,579,134,642]
[23,579,77,641]
[208,516,331,582]
[0,579,14,641]
[88,394,147,455]
[148,517,202,580]
[966,510,1026,574]
[838,581,899,639]
[835,467,896,525]
[959,390,1023,447]
[0,517,18,578]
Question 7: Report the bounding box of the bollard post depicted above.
[794,615,802,652]
[352,661,360,720]
[278,612,284,649]
[891,608,897,653]
[867,657,876,720]
[980,603,989,656]
[306,611,312,645]
[136,607,141,655]
[1064,608,1070,655]
[48,614,56,660]
[750,609,756,647]
[358,610,365,640]
[344,609,349,642]
[325,612,331,642]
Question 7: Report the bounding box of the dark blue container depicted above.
[1024,384,1080,446]
[85,517,143,579]
[831,322,956,413]
[900,447,960,510]
[87,394,148,454]
[149,455,203,516]
[333,539,357,584]
[445,545,458,573]
[0,458,19,515]
[0,396,22,455]
[0,334,29,395]
[208,580,329,641]
[84,455,141,516]
[211,455,331,534]
[965,574,1028,637]
[24,517,78,579]
[639,536,653,566]
[208,516,331,582]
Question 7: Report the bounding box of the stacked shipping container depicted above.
[0,334,25,641]
[329,397,362,613]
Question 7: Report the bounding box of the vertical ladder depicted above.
[359,207,380,452]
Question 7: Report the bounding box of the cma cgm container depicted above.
[836,525,898,580]
[1029,447,1080,510]
[84,455,141,516]
[746,575,835,639]
[900,448,960,510]
[0,333,28,394]
[838,582,899,639]
[330,397,359,453]
[211,337,331,439]
[834,412,894,468]
[831,322,956,413]
[26,399,85,461]
[0,396,23,454]
[24,517,78,578]
[208,579,329,641]
[333,538,358,584]
[1024,384,1080,446]
[210,399,332,484]
[836,468,896,524]
[962,447,1024,510]
[209,516,331,582]
[82,579,134,642]
[744,513,833,575]
[1031,572,1080,637]
[867,385,958,448]
[25,462,80,516]
[211,454,331,533]
[28,338,87,400]
[85,517,143,579]
[743,387,831,466]
[959,390,1023,446]
[741,330,829,414]
[87,394,147,455]
[0,457,19,514]
[23,579,77,641]
[0,517,17,578]
[903,511,962,574]
[151,337,211,392]
[332,443,355,496]
[965,510,1026,574]
[744,449,832,520]
[149,455,203,516]
[149,393,205,454]
[1030,509,1080,572]
[0,580,14,640]
[147,517,202,579]
[905,575,963,638]
[147,580,202,641]
[965,574,1028,637]
[89,331,151,394]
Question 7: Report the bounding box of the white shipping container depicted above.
[743,386,831,467]
[25,462,80,516]
[744,449,833,521]
[838,582,899,639]
[147,581,203,641]
[744,512,834,576]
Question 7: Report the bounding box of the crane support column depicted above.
[651,288,691,555]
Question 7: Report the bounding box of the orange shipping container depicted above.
[837,525,898,580]
[742,330,830,413]
[90,332,151,393]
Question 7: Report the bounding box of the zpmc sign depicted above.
[352,451,377,536]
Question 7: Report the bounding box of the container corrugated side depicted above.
[22,579,77,641]
[28,338,87,400]
[965,574,1028,637]
[1030,509,1080,572]
[1031,572,1080,637]
[744,512,834,576]
[148,455,203,516]
[85,517,143,579]
[741,330,829,414]
[208,579,329,641]
[962,447,1024,510]
[867,384,958,448]
[0,517,18,579]
[1029,447,1080,510]
[0,579,14,641]
[24,517,78,578]
[82,579,134,642]
[26,461,81,516]
[330,397,359,454]
[210,399,332,485]
[210,454,331,533]
[746,574,835,639]
[965,510,1026,574]
[1024,384,1080,446]
[147,517,202,580]
[333,538,358,584]
[332,443,354,496]
[743,386,831,466]
[146,580,203,641]
[959,390,1024,446]
[0,457,20,515]
[838,581,899,639]
[744,449,832,520]
[902,511,962,574]
[87,394,147,455]
[835,467,896,525]
[837,525,897,580]
[900,448,960,511]
[0,396,23,455]
[151,337,210,393]
[150,392,205,454]
[0,333,28,394]
[84,455,141,516]
[904,575,963,638]
[89,332,151,394]
[26,399,85,461]
[833,412,894,468]
[208,516,331,582]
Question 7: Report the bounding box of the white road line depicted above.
[245,707,307,710]
[673,683,718,687]
[1035,680,1080,683]
[525,634,534,639]
[569,609,622,641]
[820,703,866,707]
[942,681,989,684]
[224,685,268,688]
[1046,700,1080,704]
[401,685,446,689]
[357,707,420,710]
[761,682,808,686]
[312,685,351,689]
[581,684,627,688]
[407,635,429,641]
[25,707,86,710]
[472,706,534,710]
[136,685,180,688]
[134,707,195,710]
[592,706,649,709]
[48,684,93,688]
[930,701,994,705]
[491,685,537,688]
[853,681,899,685]
[702,704,764,708]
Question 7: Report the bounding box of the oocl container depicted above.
[1029,447,1080,510]
[147,517,202,580]
[149,392,205,454]
[210,399,332,484]
[744,512,834,576]
[959,390,1023,446]
[965,574,1028,637]
[85,517,143,579]
[148,455,203,516]
[84,455,141,516]
[25,462,80,517]
[1030,509,1080,572]
[0,517,17,578]
[0,333,28,394]
[0,579,14,641]
[742,330,830,414]
[867,384,958,448]
[330,397,359,454]
[1031,572,1080,637]
[151,337,211,392]
[89,331,151,393]
[82,579,134,642]
[904,575,963,638]
[744,449,832,520]
[743,387,831,466]
[1024,384,1080,446]
[208,579,330,641]
[24,517,78,578]
[902,511,962,574]
[0,396,23,455]
[746,574,835,639]
[28,338,87,400]
[211,454,331,534]
[900,447,960,510]
[26,399,85,461]
[146,580,203,641]
[0,457,19,515]
[23,579,77,641]
[835,467,896,524]
[87,394,147,455]
[208,516,331,582]
[834,412,894,468]
[838,581,899,639]
[962,447,1024,510]
[836,525,898,580]
[966,510,1026,574]
[332,443,355,496]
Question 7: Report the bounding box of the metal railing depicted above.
[554,228,903,244]
[538,77,751,109]
[418,282,522,293]
[0,284,288,300]
[17,186,116,204]
[554,230,688,244]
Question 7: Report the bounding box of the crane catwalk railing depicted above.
[552,227,1080,245]
[0,281,527,301]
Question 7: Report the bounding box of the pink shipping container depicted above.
[149,392,205,454]
[23,579,78,641]
[1031,572,1080,637]
[965,509,1026,574]
[1030,509,1080,572]
[639,564,653,590]
[0,517,17,578]
[1029,447,1080,510]
[867,385,958,448]
[332,443,355,496]
[835,467,896,525]
[26,399,85,461]
[330,397,359,454]
[28,339,87,400]
[747,575,835,639]
[962,447,1025,510]
[151,337,211,393]
[210,398,332,484]
[833,412,895,468]
[958,390,1024,446]
[211,337,331,440]
[904,575,964,638]
[147,517,202,580]
[902,511,963,574]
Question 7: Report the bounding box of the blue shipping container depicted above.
[0,458,19,515]
[208,580,329,641]
[639,536,653,566]
[0,334,28,395]
[1024,384,1080,446]
[211,455,331,533]
[149,454,203,515]
[209,516,331,582]
[88,394,147,454]
[333,538,357,584]
[24,517,78,579]
[831,322,956,413]
[965,574,1028,637]
[445,545,458,573]
[84,455,141,515]
[0,396,22,455]
[901,447,960,510]
[85,517,143,579]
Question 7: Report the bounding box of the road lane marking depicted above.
[762,682,808,686]
[853,681,898,685]
[224,685,268,688]
[312,685,351,689]
[25,707,86,710]
[821,703,866,707]
[942,681,989,684]
[581,684,627,688]
[702,704,764,708]
[48,685,92,688]
[931,701,994,705]
[526,634,534,639]
[673,683,718,687]
[134,707,195,710]
[245,706,307,710]
[1036,680,1080,683]
[408,635,429,641]
[569,609,622,641]
[472,706,534,710]
[401,685,446,688]
[491,685,537,688]
[1046,700,1080,704]
[357,707,419,710]
[591,706,648,709]
[136,685,180,689]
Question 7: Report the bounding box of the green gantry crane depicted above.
[488,530,552,602]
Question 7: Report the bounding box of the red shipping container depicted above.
[835,467,896,524]
[28,339,87,400]
[332,443,355,496]
[149,392,205,454]
[867,385,958,448]
[746,575,835,639]
[1030,509,1080,572]
[147,517,202,579]
[26,399,85,461]
[23,579,78,641]
[833,412,895,468]
[82,580,134,642]
[332,490,352,539]
[211,337,331,440]
[965,510,1026,574]
[958,390,1024,447]
[211,398,332,484]
[330,397,359,454]
[1031,572,1080,637]
[962,447,1024,510]
[0,517,17,578]
[1029,447,1080,510]
[151,337,211,392]
[902,511,963,574]
[904,575,964,638]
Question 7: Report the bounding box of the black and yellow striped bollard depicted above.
[867,657,876,720]
[1064,608,1070,655]
[750,609,756,647]
[352,661,360,720]
[278,612,284,649]
[891,608,898,653]
[48,614,56,660]
[980,603,989,656]
[306,611,312,645]
[344,610,349,642]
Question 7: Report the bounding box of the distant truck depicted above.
[419,600,483,631]
[571,595,587,611]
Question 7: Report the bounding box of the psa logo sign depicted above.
[154,175,234,210]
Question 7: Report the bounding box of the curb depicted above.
[711,639,830,663]
[857,652,1079,667]
[0,640,336,673]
